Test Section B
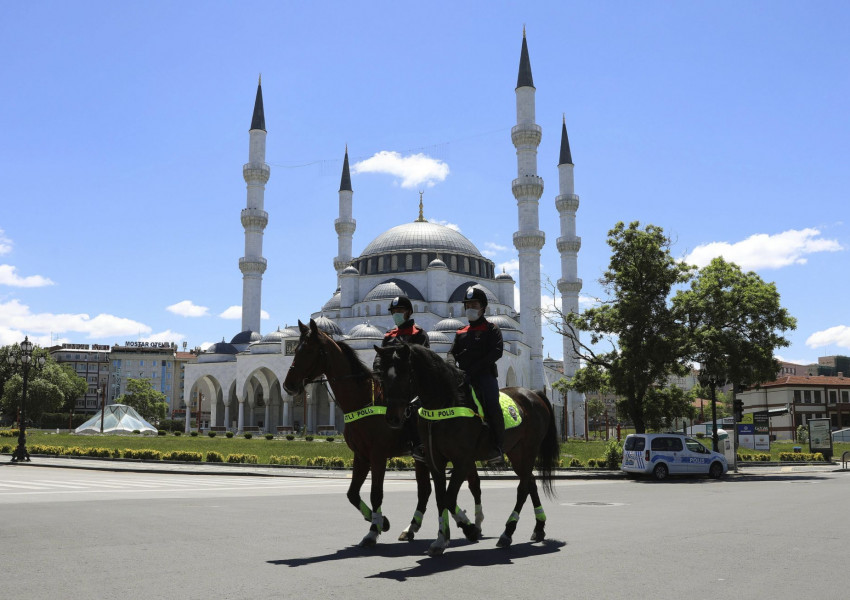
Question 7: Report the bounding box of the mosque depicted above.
[182,32,585,438]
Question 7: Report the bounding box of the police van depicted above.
[621,433,728,480]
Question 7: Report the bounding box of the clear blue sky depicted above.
[1,1,848,367]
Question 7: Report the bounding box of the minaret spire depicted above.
[250,75,265,132]
[339,144,352,192]
[556,111,583,436]
[240,80,270,334]
[334,146,356,282]
[511,28,545,390]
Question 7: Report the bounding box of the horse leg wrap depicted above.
[451,505,471,527]
[401,510,423,538]
[534,505,547,522]
[475,504,484,528]
[370,507,384,533]
[358,500,371,522]
[439,509,451,539]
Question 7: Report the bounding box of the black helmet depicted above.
[388,295,413,312]
[463,286,488,308]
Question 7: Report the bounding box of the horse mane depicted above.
[335,339,375,382]
[407,343,465,405]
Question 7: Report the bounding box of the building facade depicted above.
[47,343,111,414]
[108,342,183,416]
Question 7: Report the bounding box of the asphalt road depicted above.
[1,464,846,600]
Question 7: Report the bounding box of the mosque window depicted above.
[421,253,428,270]
[472,261,479,275]
[376,305,381,315]
[450,255,457,271]
[378,256,384,272]
[406,254,413,270]
[391,255,398,271]
[463,258,469,273]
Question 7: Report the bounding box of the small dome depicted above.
[206,340,238,355]
[488,315,520,331]
[341,265,359,275]
[322,290,341,311]
[435,317,465,332]
[427,330,452,344]
[428,258,447,269]
[259,327,299,343]
[495,270,514,281]
[362,278,424,302]
[230,330,261,345]
[448,282,499,305]
[348,322,385,340]
[313,315,343,337]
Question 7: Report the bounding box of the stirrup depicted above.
[486,448,505,466]
[412,445,426,463]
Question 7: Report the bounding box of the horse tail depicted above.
[533,389,560,500]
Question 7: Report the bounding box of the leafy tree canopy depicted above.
[116,378,168,423]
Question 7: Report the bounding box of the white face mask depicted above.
[392,313,406,326]
[465,308,482,322]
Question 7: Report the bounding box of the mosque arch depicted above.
[505,366,517,387]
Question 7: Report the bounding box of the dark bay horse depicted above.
[374,342,560,556]
[282,319,483,547]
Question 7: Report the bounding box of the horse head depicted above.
[373,343,414,429]
[282,319,328,396]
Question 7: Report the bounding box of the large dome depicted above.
[360,221,482,258]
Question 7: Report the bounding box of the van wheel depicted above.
[652,463,668,481]
[708,462,724,479]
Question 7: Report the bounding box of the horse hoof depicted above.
[530,530,546,542]
[359,533,378,548]
[496,534,512,548]
[462,524,481,542]
[398,529,415,542]
[382,516,391,532]
[427,545,445,557]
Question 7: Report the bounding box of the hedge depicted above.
[163,450,203,462]
[225,453,258,464]
[778,452,825,462]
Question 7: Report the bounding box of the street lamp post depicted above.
[7,336,46,463]
[98,386,105,433]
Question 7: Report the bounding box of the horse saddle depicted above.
[468,387,523,430]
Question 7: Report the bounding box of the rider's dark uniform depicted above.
[450,300,504,462]
[373,296,430,459]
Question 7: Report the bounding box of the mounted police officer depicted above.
[373,295,430,461]
[450,285,504,465]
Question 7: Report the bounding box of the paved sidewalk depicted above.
[2,454,846,479]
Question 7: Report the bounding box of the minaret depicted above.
[333,146,356,283]
[239,76,269,334]
[512,28,545,390]
[556,115,583,436]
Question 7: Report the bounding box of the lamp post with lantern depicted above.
[6,336,46,463]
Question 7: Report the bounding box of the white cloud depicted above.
[685,228,843,270]
[166,300,209,317]
[0,229,11,255]
[806,325,850,349]
[0,264,54,287]
[352,151,450,188]
[482,241,509,258]
[428,219,460,232]
[0,298,152,344]
[218,306,270,320]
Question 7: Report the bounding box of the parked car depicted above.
[622,433,728,480]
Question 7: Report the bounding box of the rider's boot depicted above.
[485,404,505,466]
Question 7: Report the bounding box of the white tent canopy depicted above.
[75,404,157,434]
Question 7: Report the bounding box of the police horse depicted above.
[282,319,483,547]
[374,343,559,556]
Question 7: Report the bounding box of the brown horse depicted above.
[282,319,483,547]
[374,342,559,556]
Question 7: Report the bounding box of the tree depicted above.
[673,257,796,449]
[117,378,168,423]
[551,221,693,433]
[1,346,87,424]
